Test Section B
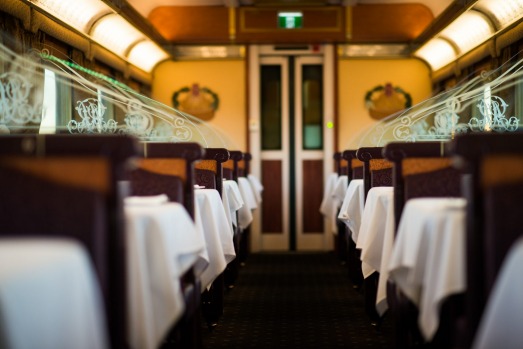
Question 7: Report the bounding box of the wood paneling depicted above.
[352,4,433,43]
[148,6,229,43]
[262,160,283,234]
[236,7,345,43]
[145,3,434,44]
[302,159,323,233]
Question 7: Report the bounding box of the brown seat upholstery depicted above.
[384,141,461,230]
[194,148,229,195]
[355,147,393,326]
[223,150,244,182]
[130,168,184,203]
[133,142,205,349]
[450,132,523,347]
[137,142,204,219]
[193,148,230,327]
[0,134,137,349]
[384,141,463,348]
[357,146,393,200]
[343,149,364,181]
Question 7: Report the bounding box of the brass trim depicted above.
[229,6,236,41]
[345,6,352,40]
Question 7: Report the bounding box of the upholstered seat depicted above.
[384,141,463,348]
[0,134,137,349]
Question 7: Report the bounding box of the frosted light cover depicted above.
[31,0,111,33]
[127,41,169,73]
[414,38,456,71]
[475,0,523,29]
[439,11,494,55]
[90,14,145,57]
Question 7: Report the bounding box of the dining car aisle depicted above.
[202,252,394,348]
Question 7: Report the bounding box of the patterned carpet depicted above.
[202,252,395,348]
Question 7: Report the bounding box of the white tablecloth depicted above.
[332,175,348,203]
[222,180,245,229]
[247,174,264,204]
[388,197,466,340]
[125,199,206,349]
[195,189,236,291]
[337,179,365,242]
[356,186,394,315]
[0,238,108,349]
[320,173,339,233]
[238,177,258,211]
[473,237,523,349]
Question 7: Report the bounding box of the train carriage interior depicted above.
[1,0,523,348]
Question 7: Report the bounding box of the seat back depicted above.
[242,153,252,177]
[223,150,243,182]
[130,168,185,203]
[356,147,392,201]
[384,141,461,230]
[334,152,342,176]
[195,148,230,196]
[0,134,137,349]
[342,149,364,182]
[451,133,523,345]
[136,142,204,219]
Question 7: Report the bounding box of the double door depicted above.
[249,45,334,251]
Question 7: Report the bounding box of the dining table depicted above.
[222,180,246,229]
[320,172,339,233]
[194,188,237,291]
[124,195,207,349]
[238,177,258,212]
[355,186,394,315]
[0,238,109,349]
[337,179,365,242]
[388,197,466,340]
[247,174,264,205]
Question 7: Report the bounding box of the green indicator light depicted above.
[327,121,334,129]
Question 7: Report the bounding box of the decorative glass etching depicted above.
[0,72,42,132]
[469,95,519,132]
[406,97,470,140]
[391,93,519,143]
[171,117,193,142]
[121,99,154,137]
[119,98,194,142]
[68,98,117,133]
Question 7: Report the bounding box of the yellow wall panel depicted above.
[338,59,431,149]
[152,60,246,151]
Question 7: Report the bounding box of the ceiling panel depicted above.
[125,0,456,44]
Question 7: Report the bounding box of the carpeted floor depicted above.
[202,252,395,348]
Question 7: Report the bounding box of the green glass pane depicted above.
[302,65,323,150]
[261,65,282,150]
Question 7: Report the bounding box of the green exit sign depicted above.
[278,12,303,29]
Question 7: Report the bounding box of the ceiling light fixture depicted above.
[475,0,523,29]
[439,11,494,55]
[414,38,457,72]
[29,0,169,74]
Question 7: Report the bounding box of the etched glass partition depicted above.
[0,39,236,149]
[355,55,523,148]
